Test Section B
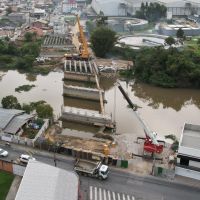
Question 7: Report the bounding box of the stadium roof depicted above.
[15,161,79,200]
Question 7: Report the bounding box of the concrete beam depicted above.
[64,71,96,82]
[63,84,104,101]
[61,106,113,128]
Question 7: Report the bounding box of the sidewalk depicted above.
[6,176,22,200]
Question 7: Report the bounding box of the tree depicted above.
[90,27,117,57]
[96,12,108,27]
[6,7,12,15]
[176,28,184,40]
[36,104,53,118]
[21,103,33,114]
[1,95,21,109]
[24,32,34,42]
[197,38,200,46]
[165,36,176,47]
[135,2,167,22]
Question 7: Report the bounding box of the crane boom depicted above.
[117,82,160,146]
[76,15,90,60]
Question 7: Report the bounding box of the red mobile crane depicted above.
[117,82,164,154]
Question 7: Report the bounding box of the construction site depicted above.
[34,15,177,176]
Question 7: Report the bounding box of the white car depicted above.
[0,148,8,157]
[19,154,36,163]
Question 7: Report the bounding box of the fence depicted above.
[0,119,49,147]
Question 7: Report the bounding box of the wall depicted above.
[0,119,49,147]
[175,166,200,180]
[0,160,13,173]
[13,164,26,176]
[0,159,26,176]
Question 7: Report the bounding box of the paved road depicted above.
[0,143,200,200]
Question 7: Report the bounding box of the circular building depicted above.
[118,34,168,49]
[107,17,148,33]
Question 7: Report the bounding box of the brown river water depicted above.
[0,70,200,140]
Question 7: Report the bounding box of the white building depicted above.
[125,0,200,16]
[91,0,127,16]
[62,0,78,13]
[175,123,200,180]
[15,160,79,200]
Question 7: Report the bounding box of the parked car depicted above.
[19,154,36,163]
[0,148,8,157]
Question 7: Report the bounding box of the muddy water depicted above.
[1,70,200,140]
[105,81,200,139]
[0,70,63,120]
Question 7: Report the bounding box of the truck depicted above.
[74,159,109,180]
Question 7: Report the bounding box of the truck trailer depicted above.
[74,159,109,180]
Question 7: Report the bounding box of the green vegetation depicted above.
[0,171,14,200]
[90,27,117,57]
[1,96,53,118]
[176,28,185,40]
[15,84,35,93]
[164,36,176,46]
[1,95,21,109]
[185,37,200,56]
[0,33,41,73]
[134,47,200,88]
[6,6,12,15]
[135,2,167,22]
[36,104,53,118]
[165,134,179,152]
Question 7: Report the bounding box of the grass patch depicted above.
[0,171,14,200]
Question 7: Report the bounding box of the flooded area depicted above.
[1,70,200,140]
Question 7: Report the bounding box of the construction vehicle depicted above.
[74,159,109,180]
[117,82,164,154]
[65,15,90,60]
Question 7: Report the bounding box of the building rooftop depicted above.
[4,113,33,134]
[0,108,24,129]
[15,161,79,200]
[178,123,200,158]
[181,123,200,150]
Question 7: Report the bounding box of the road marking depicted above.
[113,192,116,200]
[107,190,111,200]
[90,186,93,200]
[117,193,121,200]
[99,188,102,200]
[103,189,106,200]
[89,186,135,200]
[95,187,97,200]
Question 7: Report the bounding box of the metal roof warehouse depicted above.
[15,161,79,200]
